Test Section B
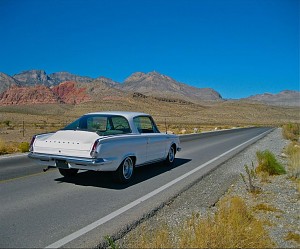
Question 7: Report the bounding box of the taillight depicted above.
[29,135,36,152]
[90,139,100,158]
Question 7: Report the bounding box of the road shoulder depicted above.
[117,128,299,248]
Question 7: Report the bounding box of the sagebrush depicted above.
[256,150,286,175]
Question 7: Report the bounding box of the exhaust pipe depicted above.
[43,166,55,172]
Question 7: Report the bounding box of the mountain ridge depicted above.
[0,70,298,107]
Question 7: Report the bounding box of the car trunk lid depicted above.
[33,130,100,158]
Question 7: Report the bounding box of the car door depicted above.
[133,116,167,162]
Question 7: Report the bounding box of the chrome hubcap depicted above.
[123,157,133,180]
[169,147,175,162]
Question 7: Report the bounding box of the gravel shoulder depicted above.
[118,128,300,248]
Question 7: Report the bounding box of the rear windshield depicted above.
[62,115,131,136]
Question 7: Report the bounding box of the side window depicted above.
[134,116,159,133]
[111,116,131,133]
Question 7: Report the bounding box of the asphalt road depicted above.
[0,127,273,248]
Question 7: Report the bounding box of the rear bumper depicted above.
[28,152,116,171]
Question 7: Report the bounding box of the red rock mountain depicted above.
[0,85,62,105]
[0,82,91,105]
[52,81,91,104]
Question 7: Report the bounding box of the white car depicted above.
[28,111,181,183]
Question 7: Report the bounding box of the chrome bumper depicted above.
[28,152,114,171]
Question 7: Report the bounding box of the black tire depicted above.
[113,157,135,184]
[58,168,79,177]
[165,145,176,166]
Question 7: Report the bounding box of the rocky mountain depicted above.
[0,77,128,106]
[122,72,222,102]
[11,70,93,87]
[245,90,300,107]
[13,70,54,86]
[0,69,298,107]
[0,72,21,93]
[83,77,125,100]
[52,81,91,104]
[49,72,93,85]
[0,85,63,105]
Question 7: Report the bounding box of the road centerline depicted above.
[45,128,271,248]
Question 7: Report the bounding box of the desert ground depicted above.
[0,97,299,144]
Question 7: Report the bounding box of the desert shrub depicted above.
[285,142,300,179]
[282,123,300,141]
[285,231,300,244]
[285,141,300,156]
[256,150,286,175]
[289,151,300,179]
[240,163,261,193]
[3,120,11,126]
[105,236,120,249]
[0,140,18,155]
[178,197,274,248]
[123,197,274,248]
[18,142,30,153]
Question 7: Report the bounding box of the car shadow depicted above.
[54,158,191,189]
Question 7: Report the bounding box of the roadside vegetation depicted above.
[282,123,300,141]
[0,140,29,155]
[121,196,273,248]
[114,125,300,248]
[282,124,300,173]
[282,123,300,193]
[256,150,286,175]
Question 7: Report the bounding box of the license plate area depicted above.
[56,160,69,169]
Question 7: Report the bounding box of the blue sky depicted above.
[0,0,299,99]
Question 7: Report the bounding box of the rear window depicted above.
[63,115,131,136]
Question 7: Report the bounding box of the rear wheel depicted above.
[58,168,79,177]
[113,157,135,183]
[165,145,176,166]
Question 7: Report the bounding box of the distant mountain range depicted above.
[0,70,299,107]
[244,91,300,107]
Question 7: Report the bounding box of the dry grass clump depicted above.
[125,224,173,248]
[285,231,300,244]
[123,196,274,248]
[256,150,286,175]
[178,196,274,248]
[282,123,300,141]
[18,142,30,153]
[0,140,19,155]
[253,203,283,213]
[0,140,30,155]
[285,142,300,180]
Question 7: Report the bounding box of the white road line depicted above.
[45,129,271,248]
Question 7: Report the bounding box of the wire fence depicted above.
[0,121,69,137]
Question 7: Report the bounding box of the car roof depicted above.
[85,111,150,119]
